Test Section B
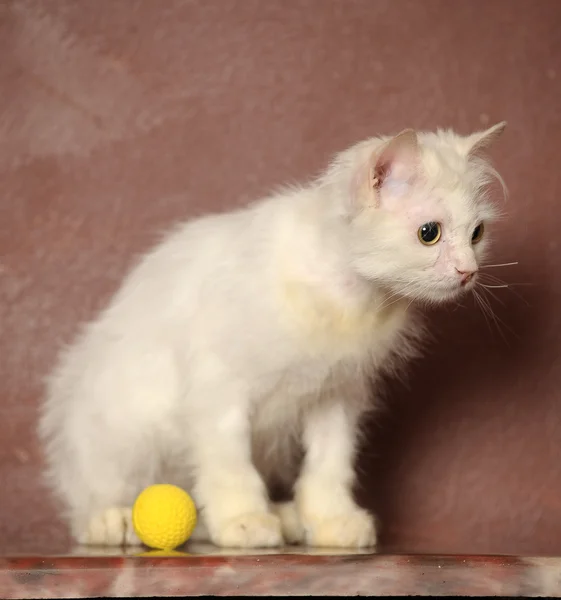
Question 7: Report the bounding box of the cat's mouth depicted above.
[420,279,477,304]
[459,277,477,292]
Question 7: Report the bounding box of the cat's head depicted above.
[342,123,506,304]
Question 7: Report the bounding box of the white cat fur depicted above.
[38,123,506,549]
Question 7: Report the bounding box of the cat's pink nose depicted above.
[456,267,477,285]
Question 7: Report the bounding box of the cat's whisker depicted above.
[482,282,533,288]
[477,273,531,306]
[376,292,402,312]
[473,289,494,336]
[479,274,532,287]
[478,273,510,286]
[405,297,416,312]
[474,289,495,328]
[451,300,465,312]
[475,289,507,344]
[377,294,408,311]
[480,261,518,269]
[476,286,518,343]
[476,283,506,308]
[376,281,418,311]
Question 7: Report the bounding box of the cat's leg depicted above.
[189,384,283,548]
[271,501,305,544]
[41,337,183,548]
[61,468,148,547]
[79,507,139,547]
[65,442,159,547]
[294,400,377,549]
[251,427,304,545]
[44,415,158,547]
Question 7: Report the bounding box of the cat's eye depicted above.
[417,222,441,245]
[471,223,484,244]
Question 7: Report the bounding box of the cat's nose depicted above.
[456,267,477,285]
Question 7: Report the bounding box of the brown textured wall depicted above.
[1,0,560,555]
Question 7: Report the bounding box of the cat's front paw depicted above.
[79,507,142,547]
[210,512,284,548]
[302,508,377,549]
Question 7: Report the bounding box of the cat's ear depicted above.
[462,121,507,158]
[352,129,420,209]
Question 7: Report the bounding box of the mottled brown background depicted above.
[1,0,560,556]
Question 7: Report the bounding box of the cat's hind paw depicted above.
[78,507,142,547]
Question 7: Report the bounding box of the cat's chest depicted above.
[248,294,414,428]
[250,356,359,434]
[278,277,411,362]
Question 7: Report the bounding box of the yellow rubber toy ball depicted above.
[132,484,197,550]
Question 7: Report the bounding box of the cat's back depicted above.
[46,195,288,384]
[92,196,285,328]
[39,199,284,438]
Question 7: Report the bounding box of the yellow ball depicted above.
[132,484,197,550]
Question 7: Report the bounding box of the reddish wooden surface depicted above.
[0,548,560,598]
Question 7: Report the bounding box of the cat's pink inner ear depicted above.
[350,130,420,211]
[464,121,507,158]
[371,129,420,188]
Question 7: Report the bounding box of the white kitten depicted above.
[38,123,506,549]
